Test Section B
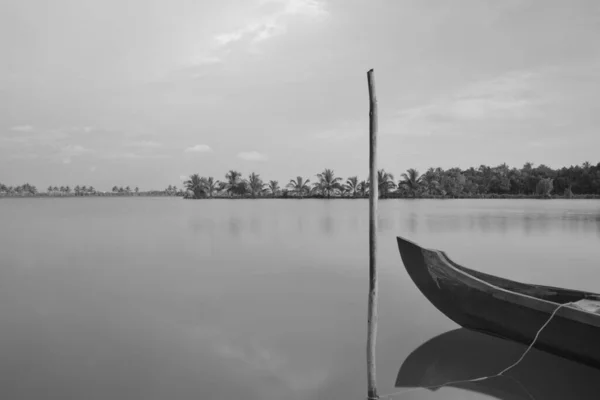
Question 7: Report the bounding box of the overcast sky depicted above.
[1,0,599,190]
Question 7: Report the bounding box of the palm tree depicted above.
[246,173,265,198]
[184,174,206,199]
[358,180,369,197]
[112,186,118,193]
[135,187,139,195]
[315,169,343,198]
[125,186,131,195]
[81,185,88,196]
[345,176,359,197]
[377,169,396,198]
[200,177,220,197]
[267,180,280,197]
[399,168,422,197]
[89,186,95,195]
[74,185,81,196]
[65,186,71,196]
[287,176,311,198]
[47,186,53,195]
[225,170,243,197]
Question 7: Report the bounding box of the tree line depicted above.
[0,184,177,197]
[2,161,599,199]
[182,161,600,199]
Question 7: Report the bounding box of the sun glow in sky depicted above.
[1,0,600,189]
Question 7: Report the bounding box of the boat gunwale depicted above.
[397,236,600,328]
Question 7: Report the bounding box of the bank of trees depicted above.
[3,161,599,199]
[182,162,600,199]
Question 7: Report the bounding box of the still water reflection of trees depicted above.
[186,202,600,239]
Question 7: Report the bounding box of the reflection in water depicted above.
[320,216,335,236]
[407,212,418,234]
[228,217,242,237]
[188,217,216,235]
[396,328,600,399]
[249,218,261,235]
[378,216,394,233]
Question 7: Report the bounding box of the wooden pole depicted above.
[366,68,379,400]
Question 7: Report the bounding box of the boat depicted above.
[395,328,600,399]
[396,236,600,369]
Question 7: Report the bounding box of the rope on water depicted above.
[379,301,574,399]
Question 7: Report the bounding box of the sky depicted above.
[1,0,600,190]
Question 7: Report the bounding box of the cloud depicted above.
[400,71,537,122]
[59,144,93,164]
[311,120,364,142]
[103,152,170,160]
[127,140,162,148]
[213,0,327,48]
[238,151,268,161]
[185,144,213,153]
[8,153,39,160]
[389,69,545,136]
[10,125,34,132]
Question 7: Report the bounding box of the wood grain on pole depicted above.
[366,68,379,400]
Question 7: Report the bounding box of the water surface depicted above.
[1,198,600,399]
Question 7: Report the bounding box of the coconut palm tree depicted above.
[89,186,95,195]
[399,168,422,197]
[225,170,243,197]
[47,186,53,195]
[246,173,265,198]
[314,169,343,198]
[345,176,359,197]
[184,174,206,199]
[65,186,71,196]
[267,180,280,197]
[377,169,396,198]
[200,177,220,197]
[287,176,311,198]
[74,185,81,196]
[357,180,369,197]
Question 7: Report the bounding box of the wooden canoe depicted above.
[395,328,600,399]
[396,236,600,369]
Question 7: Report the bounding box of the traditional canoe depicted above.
[395,328,600,399]
[396,236,600,369]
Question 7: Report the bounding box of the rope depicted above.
[379,301,573,399]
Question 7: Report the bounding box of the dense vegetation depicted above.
[181,162,600,199]
[2,162,600,199]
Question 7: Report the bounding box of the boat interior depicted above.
[436,250,600,313]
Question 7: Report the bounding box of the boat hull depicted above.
[396,236,600,369]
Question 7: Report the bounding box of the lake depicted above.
[1,198,600,399]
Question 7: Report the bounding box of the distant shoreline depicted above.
[2,194,600,200]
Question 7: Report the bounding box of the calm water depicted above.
[1,198,600,399]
